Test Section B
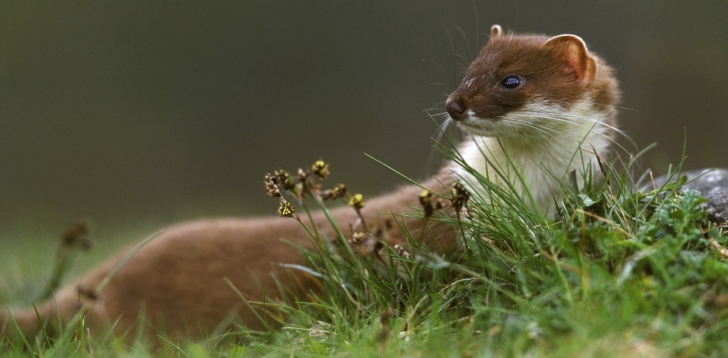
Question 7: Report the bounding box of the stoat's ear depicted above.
[490,24,503,39]
[544,34,596,86]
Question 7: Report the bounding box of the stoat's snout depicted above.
[445,92,489,135]
[445,94,467,121]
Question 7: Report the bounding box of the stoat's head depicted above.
[446,25,619,139]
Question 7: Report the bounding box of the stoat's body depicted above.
[1,25,619,343]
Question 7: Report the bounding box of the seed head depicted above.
[357,236,383,258]
[296,168,309,182]
[273,169,296,191]
[277,202,296,218]
[312,160,330,179]
[264,180,281,198]
[349,193,365,210]
[351,232,366,245]
[76,284,99,300]
[394,245,410,260]
[451,183,470,212]
[419,190,434,218]
[419,190,432,205]
[61,220,94,250]
[321,184,347,201]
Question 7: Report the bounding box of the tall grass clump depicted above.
[244,130,728,357]
[4,129,728,357]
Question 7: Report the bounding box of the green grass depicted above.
[3,134,728,357]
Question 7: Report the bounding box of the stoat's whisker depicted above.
[555,112,630,140]
[544,114,632,153]
[516,111,603,135]
[527,108,630,142]
[540,116,630,155]
[518,109,629,143]
[590,102,638,112]
[432,117,454,142]
[510,113,631,156]
[506,119,561,141]
[527,120,626,155]
[509,118,604,149]
[440,117,453,131]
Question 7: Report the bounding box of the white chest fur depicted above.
[452,99,613,217]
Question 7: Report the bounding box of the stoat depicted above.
[447,25,618,216]
[0,25,619,343]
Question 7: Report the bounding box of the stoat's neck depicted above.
[452,98,613,217]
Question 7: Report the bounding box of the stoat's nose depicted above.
[445,96,466,121]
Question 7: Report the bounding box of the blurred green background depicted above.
[0,1,726,257]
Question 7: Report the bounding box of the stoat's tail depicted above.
[1,294,78,344]
[1,305,46,343]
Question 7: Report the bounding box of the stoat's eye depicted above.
[500,75,522,90]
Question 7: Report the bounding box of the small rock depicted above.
[649,168,728,225]
[649,169,728,195]
[702,189,728,225]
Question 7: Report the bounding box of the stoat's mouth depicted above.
[455,121,482,131]
[455,117,501,137]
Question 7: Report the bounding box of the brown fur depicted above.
[0,172,458,342]
[1,25,620,344]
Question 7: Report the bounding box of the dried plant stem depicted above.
[417,218,430,244]
[345,193,368,234]
[299,200,320,240]
[455,210,471,254]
